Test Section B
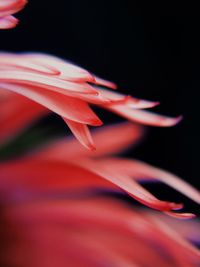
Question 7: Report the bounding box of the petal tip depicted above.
[175,115,183,124]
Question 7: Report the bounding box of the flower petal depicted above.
[0,92,47,144]
[76,159,183,212]
[33,122,143,160]
[0,53,60,75]
[99,88,159,109]
[106,105,182,127]
[0,0,27,29]
[0,15,18,29]
[0,70,98,95]
[22,53,95,82]
[0,82,102,126]
[116,159,200,205]
[63,119,96,151]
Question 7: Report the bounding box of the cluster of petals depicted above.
[0,109,199,266]
[1,122,199,217]
[0,52,182,149]
[1,2,199,266]
[0,0,27,29]
[1,195,199,267]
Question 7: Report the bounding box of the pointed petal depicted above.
[33,122,143,160]
[119,159,200,205]
[0,0,26,29]
[77,159,183,212]
[0,53,60,75]
[106,105,182,127]
[0,83,102,126]
[63,119,96,150]
[99,88,159,109]
[0,70,98,95]
[94,76,117,89]
[0,15,18,29]
[22,53,95,82]
[164,211,196,219]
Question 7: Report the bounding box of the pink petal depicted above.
[99,88,159,109]
[63,119,96,151]
[0,92,47,144]
[0,53,60,75]
[115,159,200,205]
[22,53,95,82]
[0,0,27,29]
[0,15,18,29]
[94,76,117,89]
[0,70,98,95]
[164,212,196,219]
[0,159,114,193]
[3,197,199,266]
[33,122,143,160]
[106,105,182,127]
[0,82,102,126]
[77,159,183,212]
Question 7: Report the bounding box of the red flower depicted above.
[0,52,182,149]
[0,54,199,267]
[0,0,27,29]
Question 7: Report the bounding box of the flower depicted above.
[0,52,182,149]
[0,77,199,267]
[1,2,199,266]
[1,122,199,216]
[0,0,27,29]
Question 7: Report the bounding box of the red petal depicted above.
[33,122,143,160]
[63,119,96,151]
[0,83,102,126]
[106,105,182,127]
[0,15,18,29]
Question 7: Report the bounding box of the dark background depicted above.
[0,1,199,209]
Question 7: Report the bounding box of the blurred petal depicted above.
[0,15,18,29]
[0,92,47,144]
[1,197,199,267]
[0,0,27,29]
[34,122,143,159]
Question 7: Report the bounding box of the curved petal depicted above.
[106,104,182,127]
[63,119,96,151]
[0,82,102,126]
[93,158,200,205]
[33,122,144,159]
[0,70,98,95]
[76,159,184,212]
[99,88,160,109]
[0,15,18,29]
[0,0,27,29]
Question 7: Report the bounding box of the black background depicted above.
[0,1,199,209]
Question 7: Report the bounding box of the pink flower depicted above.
[0,0,27,29]
[0,52,182,149]
[1,122,199,216]
[0,81,199,266]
